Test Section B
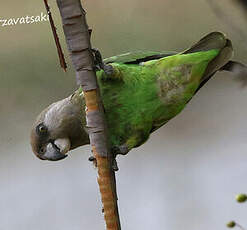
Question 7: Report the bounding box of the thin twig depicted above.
[236,223,247,230]
[44,0,67,71]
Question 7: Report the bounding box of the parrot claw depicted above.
[88,156,95,161]
[88,155,97,167]
[91,48,104,70]
[91,48,114,75]
[111,144,129,171]
[112,158,119,171]
[88,153,119,170]
[111,144,129,156]
[103,64,114,76]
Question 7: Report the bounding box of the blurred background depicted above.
[1,0,247,229]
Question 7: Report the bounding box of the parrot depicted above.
[30,32,246,162]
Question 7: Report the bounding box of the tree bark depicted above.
[55,0,121,229]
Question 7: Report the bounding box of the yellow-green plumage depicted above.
[97,50,218,148]
[93,32,233,152]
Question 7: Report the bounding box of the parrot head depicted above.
[30,93,89,161]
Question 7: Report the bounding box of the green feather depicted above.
[90,32,233,151]
[97,49,220,147]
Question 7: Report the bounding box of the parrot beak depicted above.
[40,138,71,161]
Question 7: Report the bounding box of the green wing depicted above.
[103,51,177,64]
[99,32,234,150]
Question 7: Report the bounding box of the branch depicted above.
[55,0,121,229]
[44,0,67,71]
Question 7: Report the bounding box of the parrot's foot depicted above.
[103,64,114,76]
[91,48,104,70]
[111,144,129,171]
[111,144,129,156]
[88,155,118,171]
[112,158,119,171]
[91,48,114,75]
[88,155,97,167]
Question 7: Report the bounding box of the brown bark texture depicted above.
[55,0,121,229]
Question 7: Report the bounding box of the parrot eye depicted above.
[36,124,48,135]
[40,147,45,154]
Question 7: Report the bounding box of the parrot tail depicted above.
[183,32,240,92]
[184,31,233,82]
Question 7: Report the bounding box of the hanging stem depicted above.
[44,0,67,71]
[236,223,247,230]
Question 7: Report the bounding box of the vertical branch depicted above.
[55,0,121,229]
